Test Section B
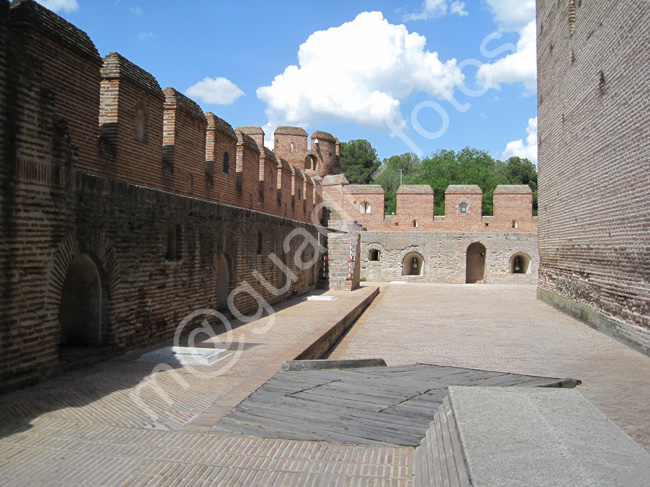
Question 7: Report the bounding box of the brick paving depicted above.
[330,283,650,452]
[0,286,416,486]
[2,282,649,485]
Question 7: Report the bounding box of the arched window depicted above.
[360,201,371,214]
[412,219,418,228]
[369,249,381,261]
[512,220,518,228]
[458,202,469,214]
[298,188,302,200]
[290,142,295,152]
[223,152,230,174]
[305,156,312,170]
[402,252,424,276]
[135,108,146,142]
[511,253,531,274]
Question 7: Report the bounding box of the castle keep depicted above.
[536,0,650,354]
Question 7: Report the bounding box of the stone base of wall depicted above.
[537,287,650,358]
[325,232,360,291]
[361,231,538,284]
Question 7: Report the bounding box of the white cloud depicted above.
[450,2,468,17]
[503,116,537,163]
[137,31,156,41]
[130,7,142,15]
[257,11,460,129]
[36,0,79,13]
[477,0,536,94]
[403,0,468,21]
[186,77,245,105]
[484,0,535,31]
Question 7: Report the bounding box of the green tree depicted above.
[339,139,381,184]
[503,156,538,214]
[373,153,420,213]
[412,147,509,215]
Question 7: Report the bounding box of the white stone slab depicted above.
[389,281,408,285]
[137,346,230,366]
[448,386,650,487]
[306,295,338,301]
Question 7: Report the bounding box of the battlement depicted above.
[322,178,536,233]
[274,126,341,180]
[1,2,324,225]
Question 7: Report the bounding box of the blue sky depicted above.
[37,0,538,163]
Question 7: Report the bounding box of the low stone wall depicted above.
[360,231,538,284]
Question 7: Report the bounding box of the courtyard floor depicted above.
[0,283,649,485]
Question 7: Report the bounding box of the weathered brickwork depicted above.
[273,126,341,180]
[322,176,537,234]
[361,231,538,284]
[537,0,650,354]
[0,0,324,391]
[327,233,361,291]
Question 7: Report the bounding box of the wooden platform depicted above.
[209,363,579,446]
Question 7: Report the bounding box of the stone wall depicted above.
[360,231,538,284]
[537,0,650,354]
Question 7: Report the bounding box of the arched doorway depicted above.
[402,252,424,276]
[466,242,486,283]
[59,254,102,347]
[216,253,230,311]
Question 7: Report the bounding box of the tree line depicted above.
[340,139,538,216]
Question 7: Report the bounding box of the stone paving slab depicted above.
[449,386,650,487]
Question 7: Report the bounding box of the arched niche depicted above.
[369,249,381,261]
[402,252,424,276]
[511,253,532,274]
[466,242,486,283]
[59,254,102,347]
[216,253,230,312]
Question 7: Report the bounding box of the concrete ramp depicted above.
[415,386,650,486]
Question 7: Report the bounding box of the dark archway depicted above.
[466,242,486,283]
[216,253,230,312]
[59,254,102,347]
[511,253,531,274]
[402,252,424,276]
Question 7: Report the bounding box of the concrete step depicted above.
[414,386,650,486]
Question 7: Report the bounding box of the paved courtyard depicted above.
[0,282,649,485]
[331,283,650,452]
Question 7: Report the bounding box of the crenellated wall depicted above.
[321,176,537,233]
[0,0,325,392]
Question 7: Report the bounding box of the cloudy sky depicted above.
[37,0,537,163]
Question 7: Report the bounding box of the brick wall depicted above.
[537,0,650,354]
[235,130,261,211]
[311,131,340,178]
[274,126,308,171]
[205,112,238,206]
[163,87,207,197]
[327,232,361,291]
[0,0,324,391]
[277,159,294,219]
[396,185,434,229]
[99,52,165,188]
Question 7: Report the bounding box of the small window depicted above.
[298,188,302,200]
[135,109,146,142]
[458,202,469,214]
[290,142,295,152]
[223,152,230,174]
[257,232,263,255]
[360,201,371,214]
[165,224,182,261]
[305,156,312,170]
[412,219,418,228]
[511,253,531,274]
[511,220,518,228]
[369,249,380,261]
